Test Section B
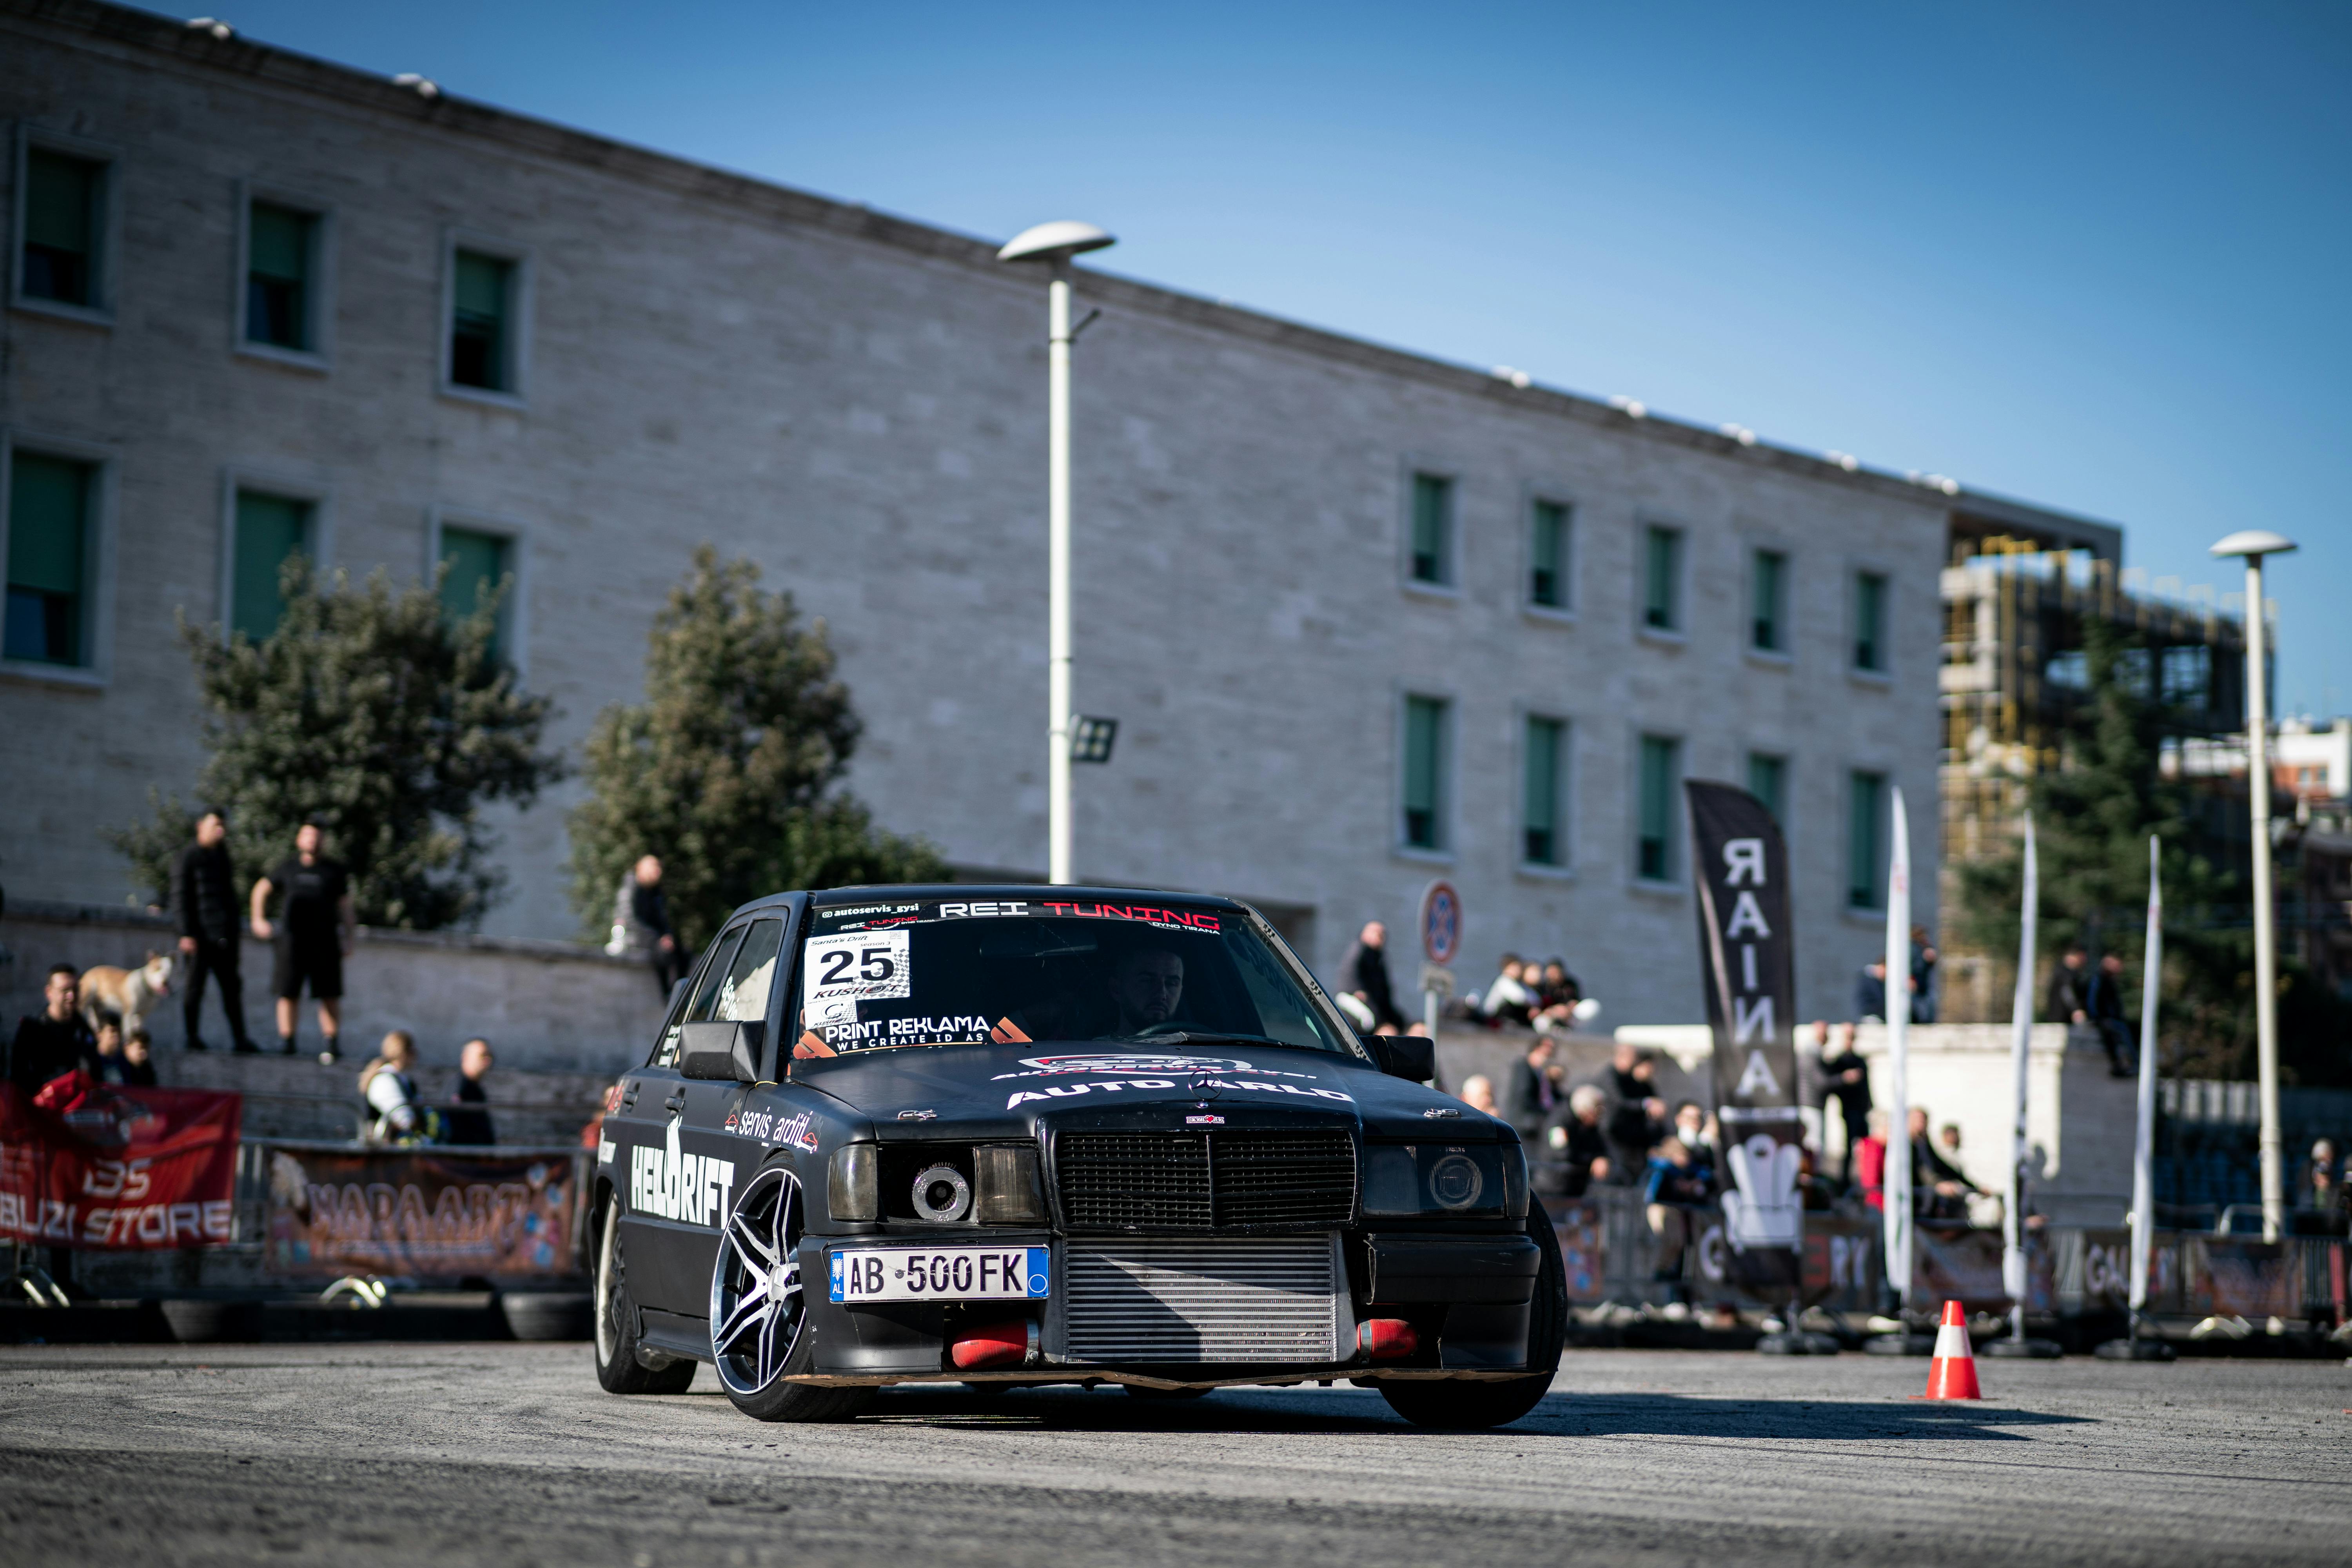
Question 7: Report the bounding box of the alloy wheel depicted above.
[710,1166,807,1395]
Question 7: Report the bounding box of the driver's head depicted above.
[1108,947,1184,1029]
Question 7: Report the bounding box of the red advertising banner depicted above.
[262,1145,583,1281]
[0,1080,241,1249]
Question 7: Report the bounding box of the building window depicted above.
[1847,769,1887,909]
[1529,500,1570,609]
[1408,474,1452,587]
[1402,695,1449,850]
[1854,570,1888,672]
[19,146,106,309]
[437,524,514,664]
[449,249,517,392]
[1747,751,1787,828]
[245,201,319,352]
[1642,525,1681,632]
[1636,733,1679,882]
[229,490,314,642]
[1752,548,1787,653]
[1523,715,1567,866]
[4,451,94,666]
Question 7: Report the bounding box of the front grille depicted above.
[1064,1235,1340,1363]
[1055,1130,1355,1232]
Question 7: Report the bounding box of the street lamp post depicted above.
[2209,528,2298,1242]
[998,220,1115,886]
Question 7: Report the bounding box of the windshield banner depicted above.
[1684,780,1802,1291]
[0,1080,241,1250]
[260,1145,584,1281]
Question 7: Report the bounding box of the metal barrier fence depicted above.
[1542,1187,2352,1321]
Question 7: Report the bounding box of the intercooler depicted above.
[1060,1234,1345,1364]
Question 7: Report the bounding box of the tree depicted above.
[566,546,946,954]
[113,558,564,929]
[1955,619,2347,1083]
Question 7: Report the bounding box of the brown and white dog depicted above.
[79,952,174,1038]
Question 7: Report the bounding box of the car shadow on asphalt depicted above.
[852,1384,2087,1441]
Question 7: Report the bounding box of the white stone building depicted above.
[0,0,2127,1023]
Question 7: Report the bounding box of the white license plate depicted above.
[829,1245,1050,1303]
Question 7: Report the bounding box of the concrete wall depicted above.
[0,0,2006,1030]
[1,901,664,1074]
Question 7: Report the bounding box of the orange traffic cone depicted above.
[1922,1300,1982,1400]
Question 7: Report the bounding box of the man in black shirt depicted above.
[172,808,256,1053]
[1340,920,1404,1032]
[9,964,98,1095]
[613,856,684,1001]
[446,1037,497,1146]
[249,822,356,1063]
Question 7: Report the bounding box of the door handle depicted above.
[621,1081,639,1108]
[663,1090,687,1113]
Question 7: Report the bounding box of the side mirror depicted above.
[1364,1032,1436,1084]
[678,1020,763,1083]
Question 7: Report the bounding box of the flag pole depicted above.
[2003,817,2037,1346]
[2097,835,2176,1359]
[1882,786,1913,1318]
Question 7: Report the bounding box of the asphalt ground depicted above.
[2,1344,2347,1568]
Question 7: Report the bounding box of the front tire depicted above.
[1377,1205,1566,1430]
[594,1196,696,1394]
[710,1162,873,1423]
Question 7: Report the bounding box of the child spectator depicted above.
[92,1016,127,1084]
[121,1027,158,1087]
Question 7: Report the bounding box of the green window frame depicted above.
[1636,733,1679,882]
[1854,571,1888,671]
[449,249,515,392]
[1402,695,1449,850]
[1643,526,1681,632]
[1523,715,1566,866]
[1409,474,1452,586]
[5,451,94,666]
[1752,548,1787,652]
[437,524,514,666]
[21,147,105,309]
[245,201,318,351]
[1747,752,1787,828]
[229,491,314,643]
[1529,500,1569,609]
[1847,769,1887,909]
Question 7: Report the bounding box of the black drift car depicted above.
[591,886,1566,1428]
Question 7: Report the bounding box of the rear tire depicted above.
[710,1161,873,1423]
[593,1196,696,1395]
[1377,1205,1566,1430]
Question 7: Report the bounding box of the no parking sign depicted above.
[1419,880,1461,965]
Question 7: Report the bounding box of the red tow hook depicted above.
[951,1319,1039,1370]
[1356,1318,1418,1361]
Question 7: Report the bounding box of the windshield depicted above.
[788,897,1357,1061]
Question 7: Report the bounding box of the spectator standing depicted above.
[1506,1037,1563,1136]
[612,855,685,1002]
[1854,958,1889,1022]
[1854,1107,1891,1212]
[1643,1136,1715,1295]
[1909,925,1939,1024]
[2302,1139,2339,1212]
[121,1027,158,1088]
[2046,944,2092,1030]
[249,822,355,1063]
[1597,1044,1667,1172]
[9,964,98,1095]
[1339,920,1404,1033]
[446,1037,497,1146]
[1539,1085,1615,1197]
[172,808,256,1053]
[2083,951,2135,1077]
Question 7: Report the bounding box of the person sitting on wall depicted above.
[359,1030,440,1146]
[1908,1106,1981,1222]
[1475,954,1536,1029]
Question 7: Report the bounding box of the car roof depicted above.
[720,884,1249,926]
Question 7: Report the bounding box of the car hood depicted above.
[791,1040,1510,1143]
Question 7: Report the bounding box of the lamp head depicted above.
[2209,529,2298,560]
[996,220,1115,265]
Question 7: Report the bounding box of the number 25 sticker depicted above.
[803,930,912,1025]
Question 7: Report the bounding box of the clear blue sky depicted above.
[213,0,2349,711]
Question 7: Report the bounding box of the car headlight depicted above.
[1363,1143,1526,1220]
[828,1143,878,1221]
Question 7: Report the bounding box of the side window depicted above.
[716,920,783,1024]
[650,926,748,1067]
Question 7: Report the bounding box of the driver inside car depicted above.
[1101,947,1185,1037]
